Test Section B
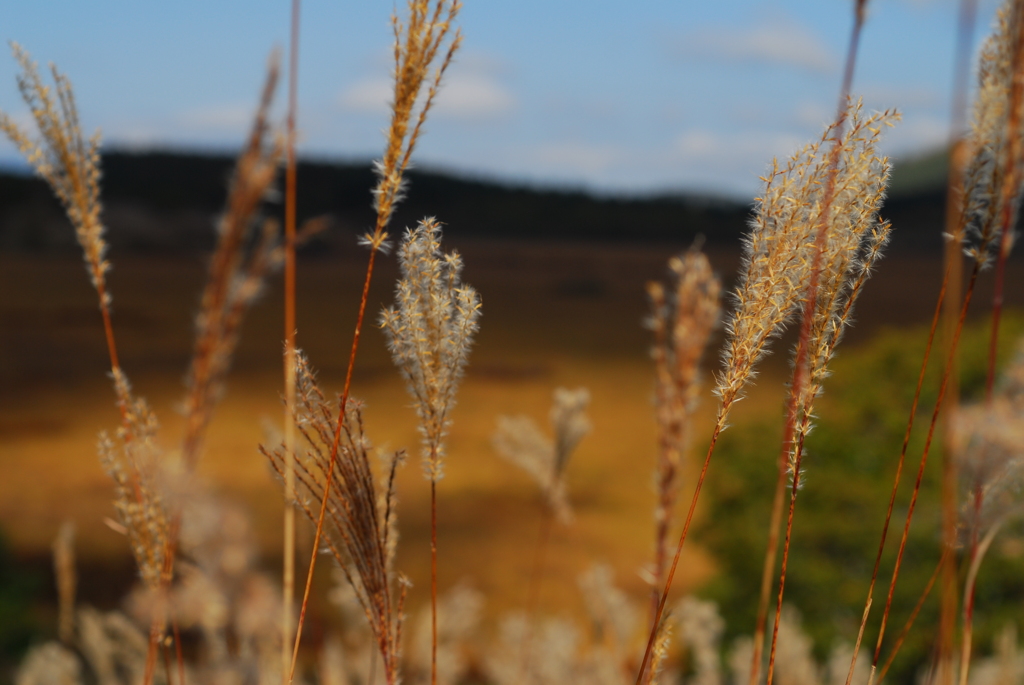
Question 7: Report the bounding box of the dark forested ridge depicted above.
[0,149,953,252]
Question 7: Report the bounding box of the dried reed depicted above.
[264,353,407,685]
[181,56,283,471]
[763,101,896,685]
[53,521,77,645]
[494,387,592,526]
[381,219,481,483]
[0,43,123,398]
[637,90,896,682]
[861,6,1024,682]
[381,217,481,685]
[646,248,720,621]
[282,2,303,681]
[295,6,461,681]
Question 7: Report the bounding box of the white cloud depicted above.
[337,70,514,121]
[107,123,164,149]
[177,103,254,131]
[527,141,620,174]
[887,114,948,151]
[337,78,391,114]
[434,74,515,119]
[674,128,805,165]
[674,19,837,74]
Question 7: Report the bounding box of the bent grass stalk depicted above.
[289,4,460,682]
[0,44,127,429]
[634,93,892,685]
[958,518,1007,685]
[761,5,873,683]
[861,6,1024,682]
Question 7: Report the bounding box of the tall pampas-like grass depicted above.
[493,387,591,526]
[637,96,898,685]
[1,44,289,685]
[762,101,897,685]
[264,354,407,685]
[646,248,720,619]
[381,219,481,484]
[294,6,461,680]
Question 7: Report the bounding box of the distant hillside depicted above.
[0,149,954,252]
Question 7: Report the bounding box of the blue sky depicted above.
[0,1,1004,198]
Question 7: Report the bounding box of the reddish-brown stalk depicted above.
[282,0,301,682]
[763,4,867,684]
[939,8,979,681]
[871,10,1024,684]
[162,640,173,685]
[875,550,949,684]
[958,519,1006,685]
[290,8,461,683]
[867,262,982,685]
[939,142,968,685]
[636,420,726,685]
[431,478,439,684]
[748,456,788,685]
[938,0,978,673]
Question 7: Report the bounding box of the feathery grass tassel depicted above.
[381,219,481,482]
[382,218,480,685]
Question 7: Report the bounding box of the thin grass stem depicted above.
[290,245,380,684]
[876,550,949,684]
[282,2,301,682]
[867,261,982,685]
[958,520,1005,685]
[765,2,868,682]
[636,418,727,685]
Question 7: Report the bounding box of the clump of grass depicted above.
[294,6,462,680]
[493,386,591,525]
[1,43,290,684]
[11,3,1024,685]
[264,354,407,685]
[638,96,898,685]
